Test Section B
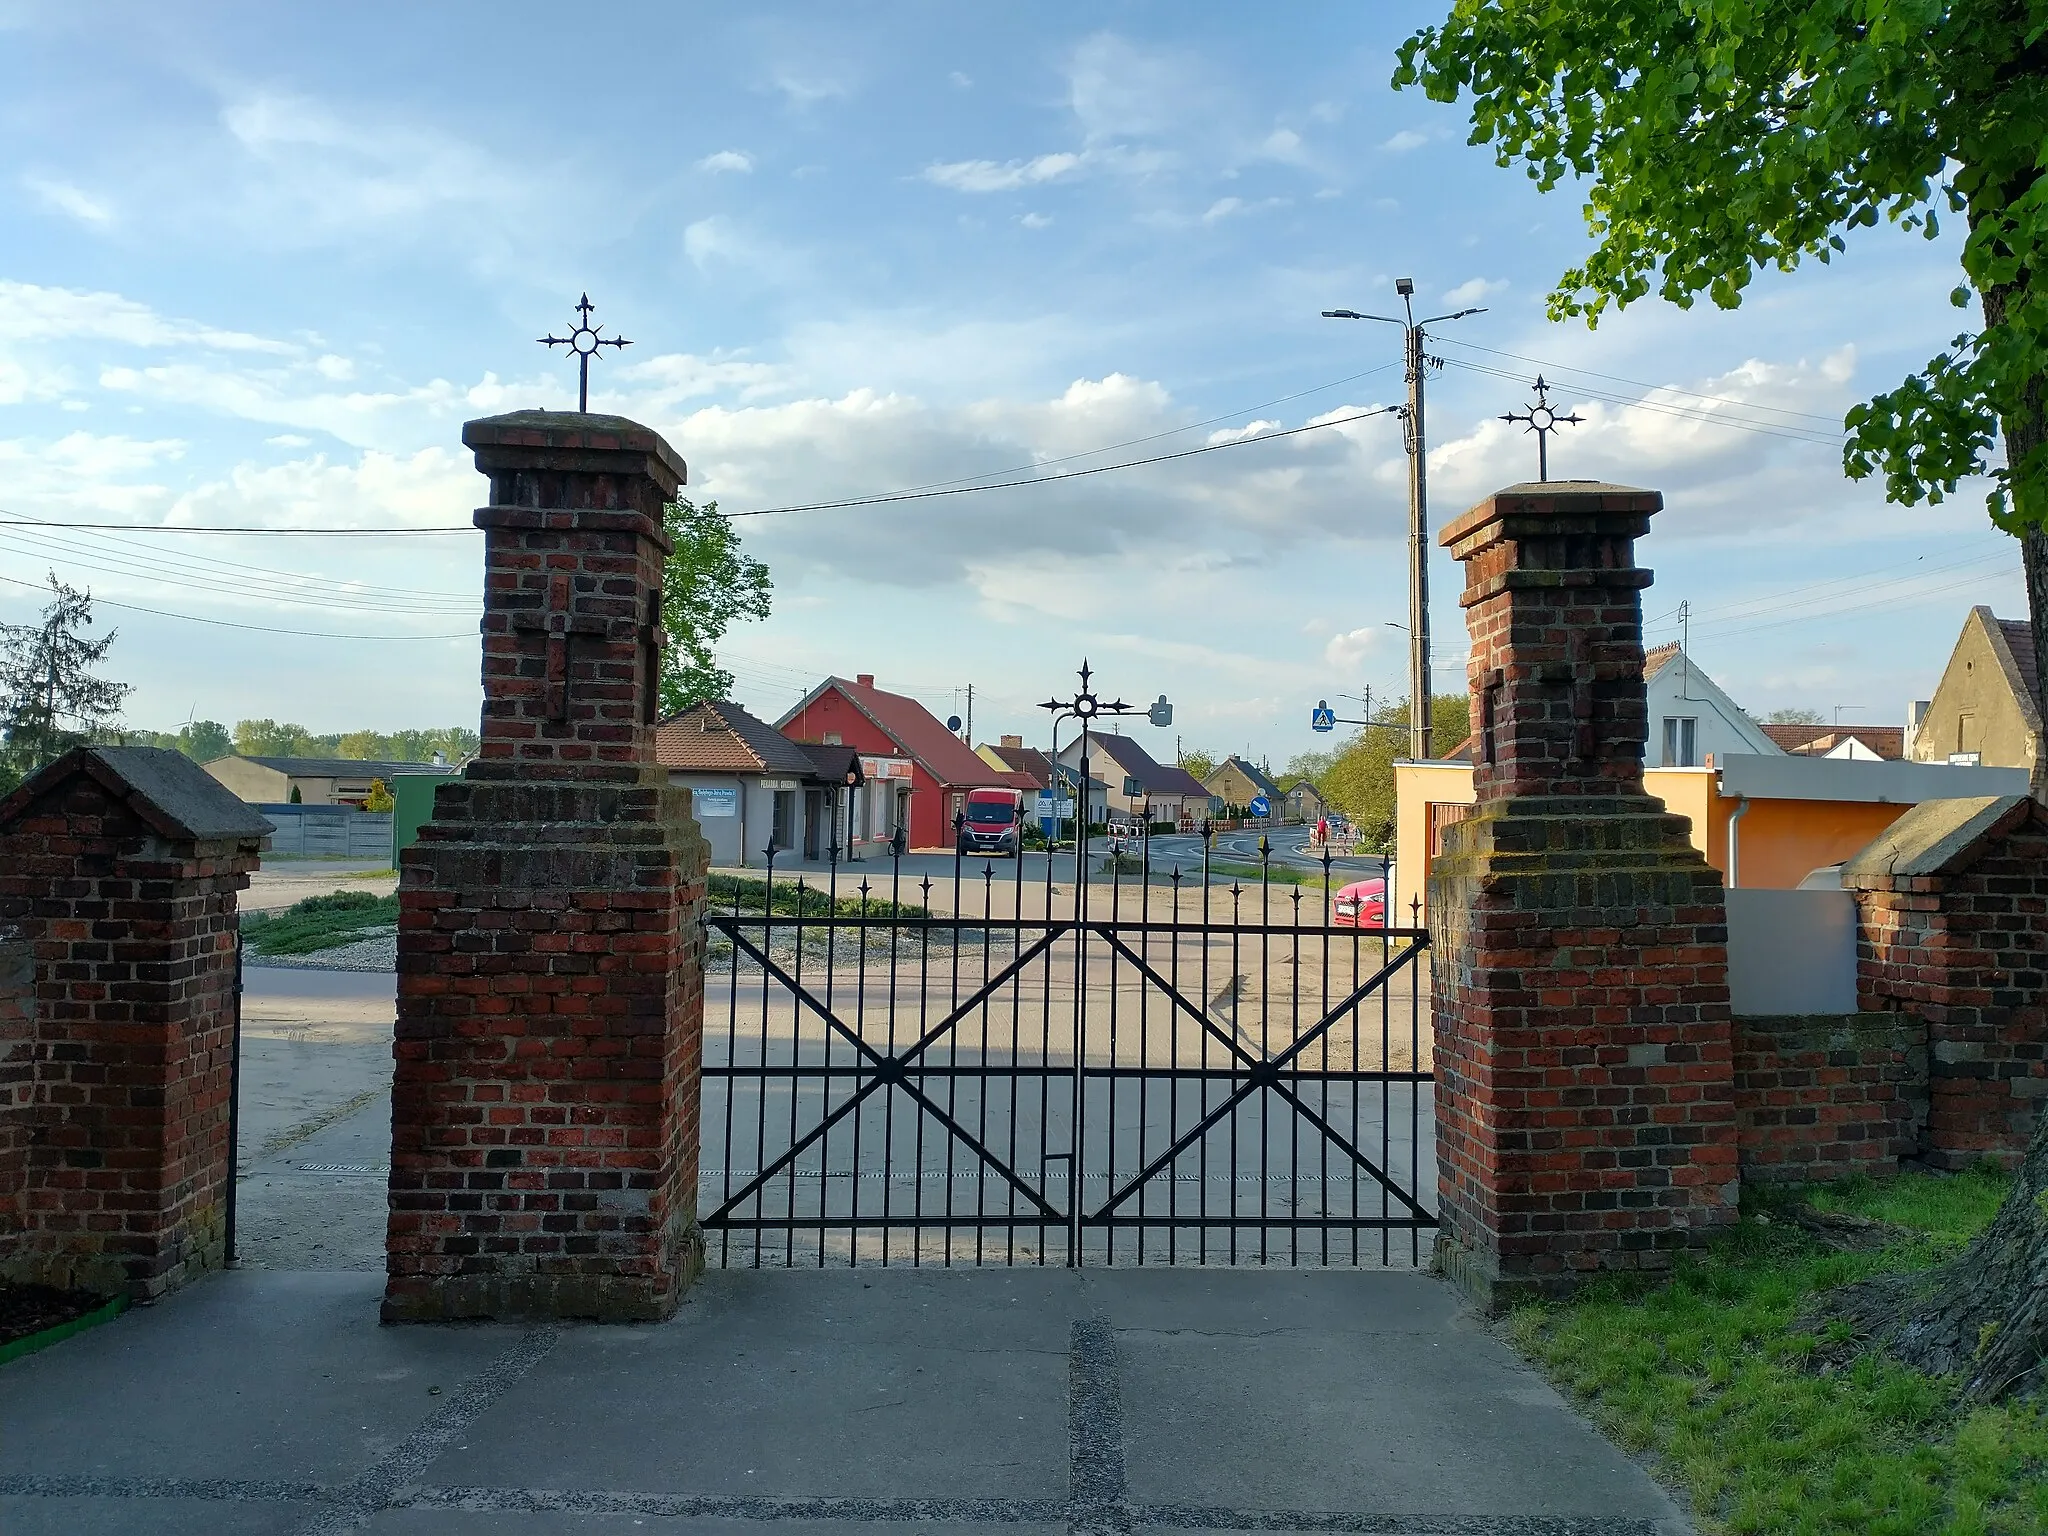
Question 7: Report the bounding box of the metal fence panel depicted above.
[699,843,1434,1269]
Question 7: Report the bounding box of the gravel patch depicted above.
[245,925,397,973]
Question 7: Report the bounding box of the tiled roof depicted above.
[228,755,449,779]
[655,701,821,776]
[803,743,863,787]
[1758,723,1906,760]
[1218,754,1280,797]
[790,678,1005,787]
[981,742,1053,789]
[1643,642,1682,682]
[1996,617,2040,710]
[993,769,1041,792]
[1087,733,1211,797]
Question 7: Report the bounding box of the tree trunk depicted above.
[2026,524,2048,804]
[1813,1113,2048,1401]
[1980,275,2048,800]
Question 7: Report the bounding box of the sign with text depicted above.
[691,786,738,818]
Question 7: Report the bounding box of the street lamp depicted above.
[1323,279,1485,763]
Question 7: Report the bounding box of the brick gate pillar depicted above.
[1428,483,1739,1307]
[0,746,269,1300]
[384,411,711,1324]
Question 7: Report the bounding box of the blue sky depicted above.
[0,0,2024,761]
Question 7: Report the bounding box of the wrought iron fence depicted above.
[698,832,1433,1268]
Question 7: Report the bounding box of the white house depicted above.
[1643,642,1782,766]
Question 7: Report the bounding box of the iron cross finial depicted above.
[1500,375,1584,482]
[539,292,632,413]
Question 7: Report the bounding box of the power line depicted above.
[1433,337,1850,425]
[721,407,1400,519]
[1439,357,1847,449]
[0,401,1402,542]
[0,571,476,640]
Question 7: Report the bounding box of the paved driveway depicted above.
[0,1268,1690,1535]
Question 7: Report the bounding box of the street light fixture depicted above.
[1323,279,1485,763]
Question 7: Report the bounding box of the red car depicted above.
[1330,877,1387,928]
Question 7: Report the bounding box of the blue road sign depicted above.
[1310,705,1337,733]
[1248,794,1271,818]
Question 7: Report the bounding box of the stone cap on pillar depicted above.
[0,745,274,849]
[464,411,686,535]
[1441,481,1661,605]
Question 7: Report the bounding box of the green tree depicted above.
[178,720,233,761]
[1318,695,1472,850]
[1282,748,1338,789]
[1763,707,1827,726]
[233,719,315,758]
[0,575,130,788]
[1177,747,1219,781]
[1394,0,2048,776]
[1401,1,2048,1393]
[659,497,772,715]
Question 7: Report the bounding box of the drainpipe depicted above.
[1726,794,1750,890]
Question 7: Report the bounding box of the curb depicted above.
[0,1293,129,1368]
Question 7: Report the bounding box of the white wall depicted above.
[1647,653,1781,766]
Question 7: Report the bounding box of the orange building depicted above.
[1392,752,2031,922]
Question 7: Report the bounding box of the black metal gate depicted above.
[699,838,1434,1267]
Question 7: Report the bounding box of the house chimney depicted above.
[856,674,875,688]
[1905,699,1931,760]
[1001,734,1022,749]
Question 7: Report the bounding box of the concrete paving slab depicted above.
[1,1267,1689,1535]
[429,1271,1075,1501]
[1118,1326,1678,1522]
[1078,1266,1460,1335]
[366,1514,1065,1536]
[0,1272,517,1487]
[0,1493,317,1535]
[234,1092,392,1271]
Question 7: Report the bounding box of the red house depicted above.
[778,674,1006,851]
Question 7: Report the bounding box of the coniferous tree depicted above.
[0,575,129,789]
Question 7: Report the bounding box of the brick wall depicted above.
[1732,1015,1925,1183]
[0,754,263,1299]
[1429,483,1740,1307]
[1846,797,2048,1169]
[0,937,32,1250]
[385,412,712,1324]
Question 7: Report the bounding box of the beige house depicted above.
[203,755,440,807]
[1202,755,1280,814]
[1908,607,2041,783]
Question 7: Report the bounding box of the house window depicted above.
[1660,717,1698,767]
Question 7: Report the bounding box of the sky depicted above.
[0,0,2026,764]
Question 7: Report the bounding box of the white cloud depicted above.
[211,91,543,257]
[949,71,972,88]
[1202,197,1244,224]
[24,175,112,226]
[770,67,852,106]
[314,354,356,381]
[1442,277,1509,306]
[1257,128,1306,164]
[1323,627,1381,671]
[696,149,754,174]
[0,280,293,353]
[1019,212,1053,229]
[267,434,312,447]
[1381,129,1430,153]
[922,152,1083,193]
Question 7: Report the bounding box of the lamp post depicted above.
[1037,661,1169,1266]
[1323,280,1485,763]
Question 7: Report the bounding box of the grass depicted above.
[707,872,926,921]
[1206,859,1324,888]
[241,890,399,955]
[1508,1164,2048,1534]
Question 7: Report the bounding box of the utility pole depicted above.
[1324,279,1485,763]
[964,684,973,744]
